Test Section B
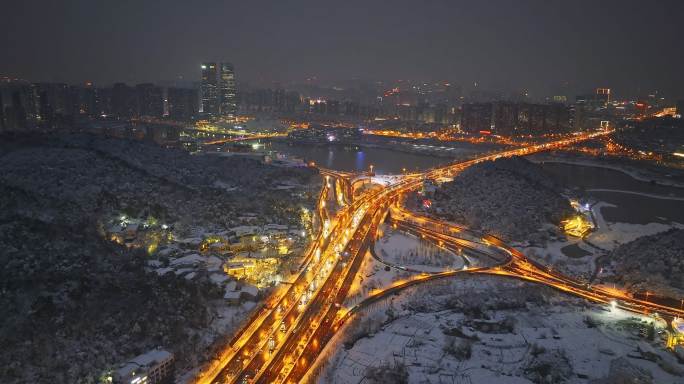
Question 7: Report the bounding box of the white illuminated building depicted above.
[111,349,174,384]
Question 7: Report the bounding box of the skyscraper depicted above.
[112,83,136,119]
[461,103,493,133]
[200,63,219,115]
[79,81,98,116]
[9,90,28,130]
[168,87,199,121]
[492,102,518,135]
[135,83,164,118]
[596,88,611,106]
[219,62,237,118]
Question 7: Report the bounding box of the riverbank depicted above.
[530,153,684,189]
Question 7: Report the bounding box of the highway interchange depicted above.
[194,130,684,384]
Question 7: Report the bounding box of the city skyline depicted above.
[2,0,684,99]
[2,2,684,384]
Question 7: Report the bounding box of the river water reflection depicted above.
[540,162,684,224]
[267,141,466,174]
[268,142,684,224]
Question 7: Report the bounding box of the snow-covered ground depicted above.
[321,276,684,384]
[520,200,683,281]
[343,225,468,308]
[375,225,465,272]
[343,251,410,308]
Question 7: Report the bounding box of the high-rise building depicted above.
[135,83,164,118]
[79,81,98,116]
[576,88,611,111]
[343,100,359,117]
[596,88,611,106]
[433,103,448,124]
[9,90,28,130]
[461,103,493,133]
[219,62,237,118]
[167,87,199,121]
[200,63,219,115]
[112,83,136,119]
[33,83,72,126]
[469,101,572,135]
[492,102,518,135]
[528,104,548,135]
[545,103,572,133]
[97,87,113,116]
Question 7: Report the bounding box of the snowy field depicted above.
[343,250,411,308]
[343,225,468,309]
[321,276,684,384]
[375,225,465,272]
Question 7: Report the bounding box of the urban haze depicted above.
[1,1,684,384]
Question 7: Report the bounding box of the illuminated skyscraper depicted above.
[200,62,219,115]
[596,88,611,105]
[219,62,237,118]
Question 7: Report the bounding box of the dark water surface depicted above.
[270,142,684,224]
[267,141,468,174]
[540,162,684,224]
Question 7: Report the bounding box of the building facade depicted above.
[219,62,237,118]
[200,62,219,115]
[112,349,174,384]
[135,83,164,118]
[461,102,493,133]
[167,87,198,121]
[462,101,573,136]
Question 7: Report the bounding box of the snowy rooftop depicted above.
[210,273,230,285]
[170,254,203,267]
[114,349,173,379]
[231,225,260,236]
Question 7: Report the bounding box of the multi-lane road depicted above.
[192,129,684,384]
[390,207,684,319]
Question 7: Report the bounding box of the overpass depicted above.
[188,128,684,384]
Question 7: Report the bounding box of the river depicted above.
[267,141,684,224]
[540,162,684,224]
[265,140,475,174]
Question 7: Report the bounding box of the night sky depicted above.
[2,0,684,99]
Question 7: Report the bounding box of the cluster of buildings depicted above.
[287,125,362,143]
[4,68,683,140]
[238,87,301,114]
[458,88,624,135]
[128,217,309,289]
[0,62,237,132]
[106,215,172,255]
[0,77,200,130]
[460,101,573,135]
